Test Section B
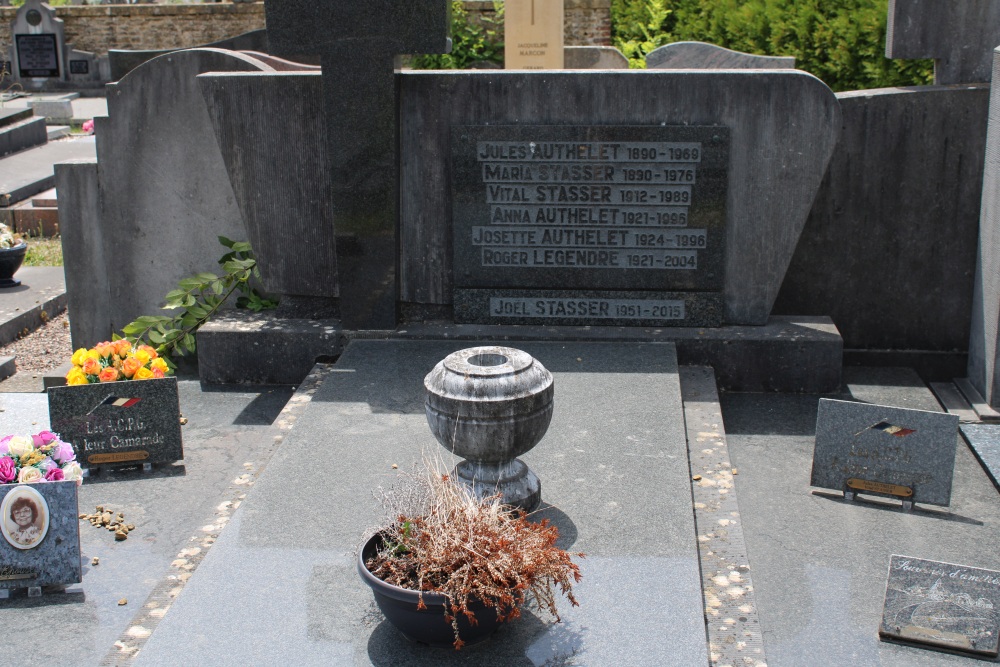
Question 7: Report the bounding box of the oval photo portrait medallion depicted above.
[0,485,49,550]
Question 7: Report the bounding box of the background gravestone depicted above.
[646,42,795,70]
[10,0,65,81]
[887,0,1000,84]
[60,49,274,350]
[505,0,564,69]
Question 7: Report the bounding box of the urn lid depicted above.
[424,346,553,402]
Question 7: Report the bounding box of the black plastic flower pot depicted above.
[0,242,26,288]
[357,532,508,648]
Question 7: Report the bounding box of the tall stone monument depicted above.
[263,0,451,330]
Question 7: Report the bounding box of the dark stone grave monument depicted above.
[880,554,1000,657]
[9,0,101,88]
[263,0,451,329]
[0,481,81,592]
[47,378,183,469]
[451,125,728,327]
[811,398,959,507]
[646,41,795,70]
[887,0,1000,85]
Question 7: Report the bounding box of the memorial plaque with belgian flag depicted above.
[47,377,183,468]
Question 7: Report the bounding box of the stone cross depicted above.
[264,1,450,329]
[886,0,1000,84]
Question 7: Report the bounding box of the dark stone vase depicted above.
[0,242,26,288]
[357,532,508,648]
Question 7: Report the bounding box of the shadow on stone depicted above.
[81,463,186,485]
[809,490,983,526]
[197,385,295,426]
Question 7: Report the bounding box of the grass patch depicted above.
[23,237,63,267]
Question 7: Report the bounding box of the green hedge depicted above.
[611,0,934,91]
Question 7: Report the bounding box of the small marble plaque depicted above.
[0,481,81,589]
[47,377,183,467]
[880,555,1000,657]
[810,398,959,506]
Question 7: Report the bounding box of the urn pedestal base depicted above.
[454,458,541,512]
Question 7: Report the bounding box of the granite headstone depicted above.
[0,481,81,590]
[810,398,959,506]
[880,554,1000,657]
[47,377,183,468]
[451,124,728,326]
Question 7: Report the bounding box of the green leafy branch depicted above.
[118,237,277,362]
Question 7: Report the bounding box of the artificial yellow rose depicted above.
[150,357,169,373]
[71,348,88,366]
[138,344,158,360]
[66,367,88,386]
[7,436,33,458]
[85,349,101,362]
[133,349,151,366]
[17,466,42,483]
[133,366,154,380]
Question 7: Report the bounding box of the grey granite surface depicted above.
[133,340,708,666]
[721,367,1000,666]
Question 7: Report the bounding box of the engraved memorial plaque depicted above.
[452,125,729,327]
[47,377,184,468]
[15,34,59,78]
[810,398,959,506]
[881,555,1000,657]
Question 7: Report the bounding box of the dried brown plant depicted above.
[365,464,583,649]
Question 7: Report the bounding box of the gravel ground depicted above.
[0,309,73,376]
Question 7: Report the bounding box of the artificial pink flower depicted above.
[0,456,14,483]
[44,467,64,482]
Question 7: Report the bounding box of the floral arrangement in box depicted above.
[0,223,22,250]
[65,340,172,386]
[0,431,83,485]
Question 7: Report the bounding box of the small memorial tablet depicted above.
[810,398,959,506]
[0,482,81,590]
[880,555,1000,657]
[451,125,729,327]
[47,377,183,468]
[15,34,59,78]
